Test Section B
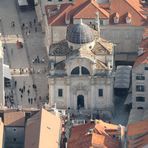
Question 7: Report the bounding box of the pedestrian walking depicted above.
[27,89,30,96]
[28,98,30,104]
[20,94,23,100]
[34,97,36,102]
[22,23,25,27]
[11,21,15,27]
[34,18,36,24]
[14,81,17,87]
[21,88,23,94]
[29,21,32,28]
[23,85,25,91]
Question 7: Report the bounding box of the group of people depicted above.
[12,67,35,75]
[21,18,38,36]
[18,83,37,105]
[32,55,45,64]
[5,90,14,108]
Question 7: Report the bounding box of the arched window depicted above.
[81,66,90,75]
[71,67,79,75]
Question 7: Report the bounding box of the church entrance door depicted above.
[77,95,84,109]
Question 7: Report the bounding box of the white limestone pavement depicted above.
[0,0,37,108]
[16,6,49,106]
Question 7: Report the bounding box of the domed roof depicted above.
[66,23,94,44]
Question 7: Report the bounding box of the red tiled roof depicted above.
[67,122,94,148]
[45,0,109,26]
[73,0,109,19]
[4,111,25,127]
[133,50,148,67]
[127,119,148,137]
[92,133,120,148]
[45,0,147,26]
[128,134,148,148]
[127,119,148,148]
[25,109,61,148]
[68,120,121,148]
[134,28,148,67]
[110,0,147,26]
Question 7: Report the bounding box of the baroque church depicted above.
[48,20,115,113]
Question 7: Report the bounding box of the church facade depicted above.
[48,22,115,112]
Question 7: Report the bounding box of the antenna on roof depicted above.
[96,11,100,38]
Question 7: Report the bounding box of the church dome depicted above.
[66,23,95,44]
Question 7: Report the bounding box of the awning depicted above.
[18,0,28,6]
[3,64,11,79]
[114,65,132,89]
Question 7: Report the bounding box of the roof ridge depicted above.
[91,0,109,18]
[50,4,71,25]
[124,0,146,19]
[74,0,109,19]
[73,0,92,18]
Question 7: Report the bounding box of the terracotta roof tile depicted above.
[68,122,94,148]
[45,0,109,26]
[73,0,109,19]
[25,109,61,148]
[4,111,25,127]
[92,133,120,148]
[68,120,122,148]
[45,0,147,26]
[134,28,148,67]
[134,51,148,67]
[110,0,147,25]
[127,119,148,137]
[127,119,148,148]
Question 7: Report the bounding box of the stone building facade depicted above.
[132,64,148,109]
[0,41,4,108]
[48,22,114,112]
[132,28,148,109]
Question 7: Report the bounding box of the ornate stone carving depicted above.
[72,83,88,94]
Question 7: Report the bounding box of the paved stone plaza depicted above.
[0,0,48,109]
